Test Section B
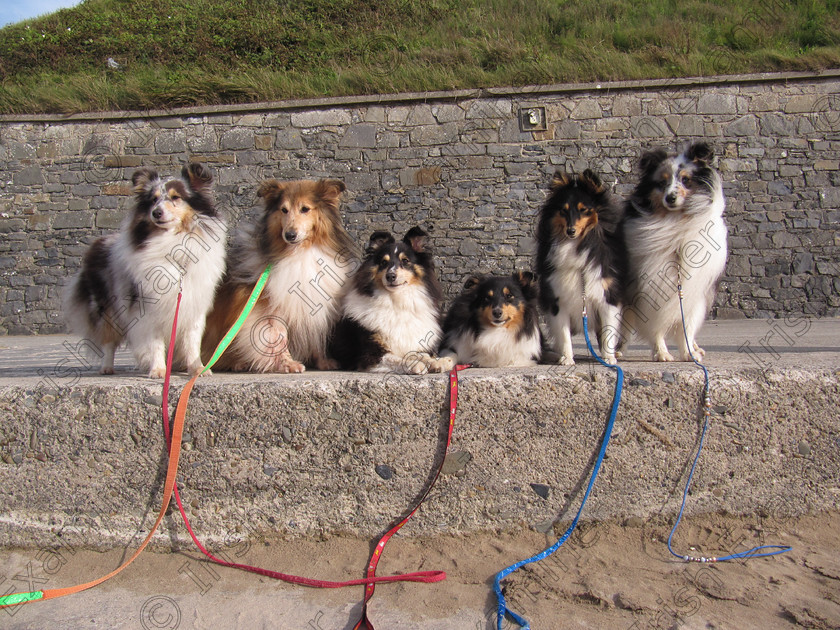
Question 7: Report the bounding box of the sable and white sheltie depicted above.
[621,142,727,361]
[64,163,227,378]
[202,179,355,373]
[535,169,626,365]
[330,227,452,374]
[439,272,541,368]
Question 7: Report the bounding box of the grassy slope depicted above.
[0,0,838,114]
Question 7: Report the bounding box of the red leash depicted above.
[162,319,465,592]
[352,363,471,630]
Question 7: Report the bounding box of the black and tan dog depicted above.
[439,271,541,367]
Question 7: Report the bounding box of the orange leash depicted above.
[0,290,192,609]
[0,266,272,610]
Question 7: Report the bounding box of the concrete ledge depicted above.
[2,69,839,122]
[1,319,839,550]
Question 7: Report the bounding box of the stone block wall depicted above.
[0,72,838,334]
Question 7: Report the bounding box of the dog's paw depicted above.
[187,362,210,377]
[148,366,167,379]
[406,359,429,375]
[692,344,706,359]
[559,355,575,366]
[614,349,623,359]
[278,361,306,374]
[653,350,675,362]
[316,357,339,371]
[432,356,456,373]
[602,354,617,365]
[100,366,115,375]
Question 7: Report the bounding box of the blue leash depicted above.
[493,307,624,630]
[667,282,792,563]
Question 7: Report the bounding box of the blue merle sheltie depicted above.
[535,169,626,365]
[621,142,727,361]
[439,272,541,367]
[64,163,227,377]
[329,227,451,374]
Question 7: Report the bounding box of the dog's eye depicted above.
[170,194,180,201]
[281,207,289,214]
[378,259,389,269]
[681,175,692,186]
[582,208,593,216]
[300,206,310,214]
[401,258,412,268]
[505,293,515,303]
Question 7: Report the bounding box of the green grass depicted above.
[1,0,838,114]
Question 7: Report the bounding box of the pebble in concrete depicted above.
[375,464,394,480]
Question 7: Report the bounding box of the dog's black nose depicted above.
[492,307,503,319]
[665,193,677,205]
[566,227,576,237]
[152,208,163,220]
[385,270,397,283]
[284,230,297,242]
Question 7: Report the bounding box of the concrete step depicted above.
[1,319,839,550]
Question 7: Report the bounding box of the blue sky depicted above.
[0,0,83,28]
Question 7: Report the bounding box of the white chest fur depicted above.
[342,284,441,356]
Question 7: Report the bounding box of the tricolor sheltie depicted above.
[439,272,541,368]
[64,163,227,378]
[621,142,727,361]
[330,227,451,374]
[202,179,355,373]
[535,169,626,365]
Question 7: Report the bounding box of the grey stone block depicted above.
[697,93,737,115]
[431,104,465,123]
[154,132,187,154]
[95,208,124,229]
[409,123,459,146]
[291,109,351,127]
[220,129,254,150]
[275,128,304,150]
[725,115,758,137]
[340,124,378,148]
[52,212,94,229]
[13,166,45,186]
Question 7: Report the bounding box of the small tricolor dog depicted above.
[330,227,451,373]
[620,142,728,361]
[64,163,226,377]
[535,169,626,365]
[439,272,541,367]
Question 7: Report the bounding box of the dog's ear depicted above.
[463,275,482,292]
[638,149,668,175]
[182,163,213,192]
[403,226,430,253]
[315,179,346,208]
[514,270,535,290]
[366,231,394,254]
[685,142,713,164]
[257,180,287,205]
[579,169,604,194]
[550,171,572,190]
[131,168,159,194]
